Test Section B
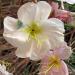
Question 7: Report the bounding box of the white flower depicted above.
[58,0,75,4]
[0,64,13,75]
[3,1,65,60]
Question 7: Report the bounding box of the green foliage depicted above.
[65,52,75,69]
[64,24,74,31]
[17,20,23,29]
[55,0,75,12]
[64,3,75,12]
[23,61,40,75]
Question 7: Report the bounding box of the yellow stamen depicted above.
[21,21,43,39]
[48,55,61,69]
[40,55,61,75]
[21,21,44,45]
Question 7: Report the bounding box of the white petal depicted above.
[37,1,52,21]
[0,64,6,73]
[41,18,65,34]
[3,31,28,47]
[4,16,18,33]
[17,2,39,25]
[15,40,32,58]
[17,1,51,25]
[0,64,13,75]
[29,39,51,60]
[49,32,64,49]
[41,18,65,49]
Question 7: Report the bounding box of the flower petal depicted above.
[41,18,65,36]
[0,64,13,75]
[17,1,51,25]
[3,31,28,47]
[41,18,65,49]
[48,61,68,75]
[37,1,52,21]
[17,2,39,25]
[15,40,32,58]
[29,39,51,60]
[54,43,72,60]
[39,57,68,75]
[4,16,18,33]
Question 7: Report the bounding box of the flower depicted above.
[58,0,75,4]
[55,10,72,23]
[50,2,73,23]
[3,1,65,60]
[39,43,72,75]
[0,64,13,75]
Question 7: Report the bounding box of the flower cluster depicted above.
[3,0,74,75]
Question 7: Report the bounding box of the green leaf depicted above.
[23,61,40,75]
[64,24,75,30]
[65,52,75,69]
[17,20,23,29]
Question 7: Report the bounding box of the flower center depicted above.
[48,55,61,68]
[44,55,61,74]
[21,21,43,40]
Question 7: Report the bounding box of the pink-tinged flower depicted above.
[51,1,59,12]
[55,10,73,23]
[50,2,72,23]
[39,43,72,75]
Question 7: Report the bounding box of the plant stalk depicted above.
[32,0,37,3]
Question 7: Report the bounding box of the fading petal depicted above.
[17,2,39,25]
[15,40,32,58]
[41,18,65,49]
[3,31,28,47]
[37,1,52,21]
[4,16,18,33]
[54,43,72,60]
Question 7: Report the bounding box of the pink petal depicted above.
[49,61,69,75]
[54,10,72,23]
[39,51,54,74]
[53,43,72,60]
[51,2,59,11]
[41,51,53,66]
[39,61,68,75]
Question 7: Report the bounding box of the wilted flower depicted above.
[51,2,72,23]
[0,64,13,75]
[39,43,72,75]
[3,1,65,60]
[55,10,72,23]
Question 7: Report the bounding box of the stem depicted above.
[61,0,64,9]
[32,0,37,3]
